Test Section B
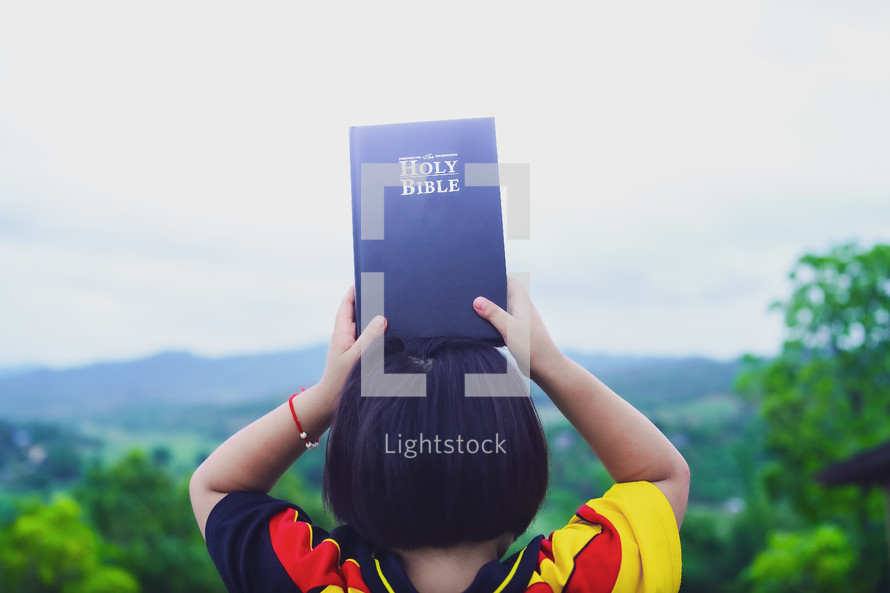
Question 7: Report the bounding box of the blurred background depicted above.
[1,1,888,591]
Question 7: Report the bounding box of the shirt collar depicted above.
[356,535,543,593]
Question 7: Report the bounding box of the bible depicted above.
[349,117,507,344]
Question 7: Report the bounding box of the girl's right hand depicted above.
[473,277,566,383]
[319,286,387,406]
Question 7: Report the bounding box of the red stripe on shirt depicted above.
[563,505,622,593]
[268,508,370,592]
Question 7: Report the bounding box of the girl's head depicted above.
[323,337,549,551]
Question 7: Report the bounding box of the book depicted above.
[349,117,507,344]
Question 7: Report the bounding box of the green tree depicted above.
[737,243,890,590]
[0,496,139,593]
[743,524,855,593]
[75,450,222,593]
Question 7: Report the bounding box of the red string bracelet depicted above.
[288,388,319,450]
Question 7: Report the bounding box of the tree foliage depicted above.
[0,496,139,593]
[743,524,855,593]
[0,421,98,494]
[737,243,890,590]
[75,450,221,593]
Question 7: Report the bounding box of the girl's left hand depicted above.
[317,286,387,405]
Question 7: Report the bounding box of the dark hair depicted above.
[323,337,549,550]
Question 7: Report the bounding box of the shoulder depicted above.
[526,482,681,593]
[205,491,370,593]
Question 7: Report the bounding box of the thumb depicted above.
[473,296,511,336]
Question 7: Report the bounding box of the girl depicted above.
[190,280,689,593]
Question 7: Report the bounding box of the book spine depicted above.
[349,126,364,337]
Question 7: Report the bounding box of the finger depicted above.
[333,286,357,329]
[330,286,358,345]
[473,296,512,336]
[354,315,387,353]
[505,276,531,318]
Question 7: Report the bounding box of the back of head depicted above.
[323,337,549,551]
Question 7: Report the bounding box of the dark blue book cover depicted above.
[350,117,507,344]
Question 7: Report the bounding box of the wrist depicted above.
[287,384,340,445]
[530,348,571,390]
[313,378,343,416]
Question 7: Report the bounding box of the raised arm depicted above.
[473,279,690,527]
[188,287,387,538]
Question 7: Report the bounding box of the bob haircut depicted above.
[323,337,549,551]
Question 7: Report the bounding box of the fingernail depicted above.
[473,297,488,312]
[372,315,386,329]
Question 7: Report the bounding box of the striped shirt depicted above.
[206,481,681,593]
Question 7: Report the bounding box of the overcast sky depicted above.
[1,1,889,368]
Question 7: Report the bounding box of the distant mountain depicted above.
[563,352,742,408]
[0,364,44,378]
[0,346,740,424]
[0,346,328,423]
